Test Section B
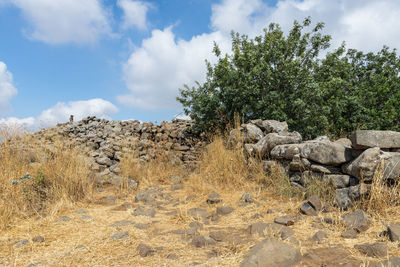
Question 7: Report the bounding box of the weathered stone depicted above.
[191,235,216,247]
[341,229,358,239]
[137,243,154,257]
[32,236,45,243]
[308,195,322,211]
[240,238,301,267]
[342,210,370,232]
[335,184,370,210]
[372,257,400,267]
[111,231,129,240]
[387,224,400,242]
[270,144,304,160]
[300,202,317,216]
[334,138,352,147]
[274,215,299,226]
[248,222,294,239]
[187,208,208,220]
[132,206,156,217]
[301,141,352,166]
[302,247,362,267]
[312,230,327,243]
[251,132,302,158]
[243,123,264,143]
[206,193,222,204]
[354,242,387,257]
[261,120,289,134]
[216,206,234,215]
[350,130,400,149]
[323,174,353,189]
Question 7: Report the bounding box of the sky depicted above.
[1,0,400,129]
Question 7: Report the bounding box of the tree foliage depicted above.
[177,18,400,139]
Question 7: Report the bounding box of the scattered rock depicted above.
[192,235,216,247]
[273,216,299,226]
[354,242,387,257]
[300,202,317,216]
[387,223,400,242]
[372,257,400,267]
[187,208,208,220]
[341,229,359,239]
[32,236,45,243]
[209,231,227,242]
[137,243,154,257]
[302,247,362,267]
[57,216,71,222]
[110,220,134,227]
[189,221,203,230]
[308,195,322,211]
[216,206,234,215]
[240,238,301,267]
[15,239,28,247]
[342,210,370,232]
[75,209,88,214]
[248,222,294,239]
[111,231,129,240]
[166,253,178,260]
[132,206,156,217]
[206,193,222,204]
[80,215,92,221]
[312,230,327,243]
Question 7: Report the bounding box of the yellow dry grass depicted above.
[0,126,399,266]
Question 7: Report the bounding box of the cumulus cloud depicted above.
[117,0,151,30]
[118,27,230,110]
[0,98,118,129]
[0,62,18,114]
[10,0,112,44]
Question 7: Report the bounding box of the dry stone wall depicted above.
[32,116,206,187]
[233,119,400,209]
[31,116,400,209]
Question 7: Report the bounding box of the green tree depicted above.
[178,18,400,139]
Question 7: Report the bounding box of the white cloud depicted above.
[0,98,119,129]
[10,0,112,44]
[118,27,230,110]
[117,0,151,30]
[0,62,18,114]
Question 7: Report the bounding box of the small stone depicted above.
[189,221,203,230]
[341,229,358,239]
[192,235,216,247]
[80,215,92,221]
[15,239,28,247]
[300,202,317,216]
[342,210,370,232]
[57,216,71,222]
[110,220,134,227]
[241,192,254,203]
[206,193,222,204]
[132,206,156,217]
[75,209,88,214]
[32,236,45,243]
[354,242,387,258]
[308,195,322,211]
[387,224,400,242]
[111,231,129,240]
[216,206,234,215]
[166,253,178,260]
[251,213,263,219]
[274,216,299,226]
[209,231,227,242]
[137,243,154,257]
[187,207,208,220]
[312,230,327,243]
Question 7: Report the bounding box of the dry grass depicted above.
[0,127,93,230]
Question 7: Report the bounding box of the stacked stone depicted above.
[32,116,205,186]
[232,120,400,209]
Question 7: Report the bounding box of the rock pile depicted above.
[232,119,400,209]
[32,116,205,186]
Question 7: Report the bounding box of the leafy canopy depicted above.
[177,18,400,139]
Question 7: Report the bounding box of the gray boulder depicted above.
[342,210,370,232]
[240,238,301,267]
[335,184,370,210]
[350,130,400,149]
[342,147,400,181]
[243,123,264,143]
[301,141,352,166]
[248,132,302,158]
[270,144,305,160]
[261,120,289,134]
[323,174,355,189]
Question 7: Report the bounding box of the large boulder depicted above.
[240,238,301,267]
[350,130,400,149]
[342,148,400,181]
[270,144,305,160]
[243,124,264,143]
[262,120,289,134]
[300,141,352,166]
[247,132,302,158]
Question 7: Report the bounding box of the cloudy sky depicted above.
[0,0,399,129]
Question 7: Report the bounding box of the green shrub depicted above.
[177,18,400,139]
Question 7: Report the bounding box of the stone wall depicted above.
[234,119,400,209]
[31,116,206,186]
[30,116,400,209]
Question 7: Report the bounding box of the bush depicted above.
[177,17,400,139]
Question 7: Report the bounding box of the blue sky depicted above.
[0,0,399,129]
